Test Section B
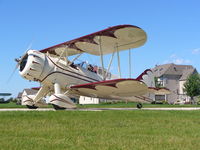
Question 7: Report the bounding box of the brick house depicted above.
[152,63,198,104]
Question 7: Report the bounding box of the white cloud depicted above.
[163,54,191,65]
[192,48,200,55]
[173,58,191,65]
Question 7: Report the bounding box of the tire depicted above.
[136,103,143,109]
[52,104,66,110]
[26,105,38,109]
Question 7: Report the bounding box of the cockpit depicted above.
[76,62,97,73]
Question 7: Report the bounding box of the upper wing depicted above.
[69,78,148,100]
[40,24,147,56]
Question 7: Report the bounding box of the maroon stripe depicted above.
[46,56,100,82]
[71,78,138,88]
[40,25,140,55]
[41,71,96,83]
[136,69,152,81]
[23,100,32,103]
[50,95,72,105]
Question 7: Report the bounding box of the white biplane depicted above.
[16,24,169,109]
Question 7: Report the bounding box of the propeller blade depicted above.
[6,65,18,83]
[7,40,34,83]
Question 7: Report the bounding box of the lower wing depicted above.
[70,78,148,100]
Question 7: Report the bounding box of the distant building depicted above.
[152,63,198,103]
[79,96,99,104]
[22,88,38,96]
[17,88,39,105]
[16,92,23,104]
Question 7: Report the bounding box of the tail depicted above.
[136,69,155,87]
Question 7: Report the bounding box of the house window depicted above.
[157,79,164,87]
[155,95,166,101]
[165,79,168,84]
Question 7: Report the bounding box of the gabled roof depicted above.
[152,63,196,80]
[179,68,197,81]
[23,88,38,95]
[17,92,23,98]
[152,63,172,77]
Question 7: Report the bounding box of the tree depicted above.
[183,73,200,104]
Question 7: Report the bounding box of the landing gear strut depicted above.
[136,103,143,109]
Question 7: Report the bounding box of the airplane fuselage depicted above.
[19,50,102,92]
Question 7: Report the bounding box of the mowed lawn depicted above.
[1,111,200,150]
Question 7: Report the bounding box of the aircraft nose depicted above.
[19,50,46,81]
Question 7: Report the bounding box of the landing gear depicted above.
[52,104,66,110]
[49,83,77,109]
[136,103,143,109]
[26,105,38,109]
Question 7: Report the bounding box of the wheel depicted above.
[26,105,38,109]
[136,103,143,109]
[52,104,66,110]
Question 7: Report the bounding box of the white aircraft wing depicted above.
[39,24,147,56]
[70,78,148,100]
[69,69,170,101]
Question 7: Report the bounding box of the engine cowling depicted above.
[19,50,47,81]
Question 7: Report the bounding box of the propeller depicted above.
[6,42,33,83]
[16,42,33,69]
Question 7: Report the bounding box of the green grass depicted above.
[77,102,200,108]
[0,102,52,108]
[0,102,26,108]
[1,110,200,150]
[1,101,200,109]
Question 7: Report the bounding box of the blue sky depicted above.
[0,0,200,97]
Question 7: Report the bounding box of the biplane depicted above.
[16,24,169,109]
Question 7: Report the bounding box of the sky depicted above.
[0,0,200,97]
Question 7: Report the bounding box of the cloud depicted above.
[164,54,191,65]
[173,58,191,64]
[192,48,200,55]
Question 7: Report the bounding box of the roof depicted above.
[152,63,197,80]
[179,68,197,80]
[23,88,38,95]
[17,92,23,98]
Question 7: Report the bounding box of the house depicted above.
[79,96,99,104]
[22,88,38,97]
[16,92,23,104]
[152,63,198,104]
[20,88,39,105]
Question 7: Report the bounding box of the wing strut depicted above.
[116,44,121,78]
[98,36,105,80]
[105,51,115,79]
[129,49,132,78]
[56,46,68,66]
[71,53,82,63]
[64,46,69,66]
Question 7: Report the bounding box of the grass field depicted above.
[1,110,200,150]
[1,101,200,109]
[78,102,200,108]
